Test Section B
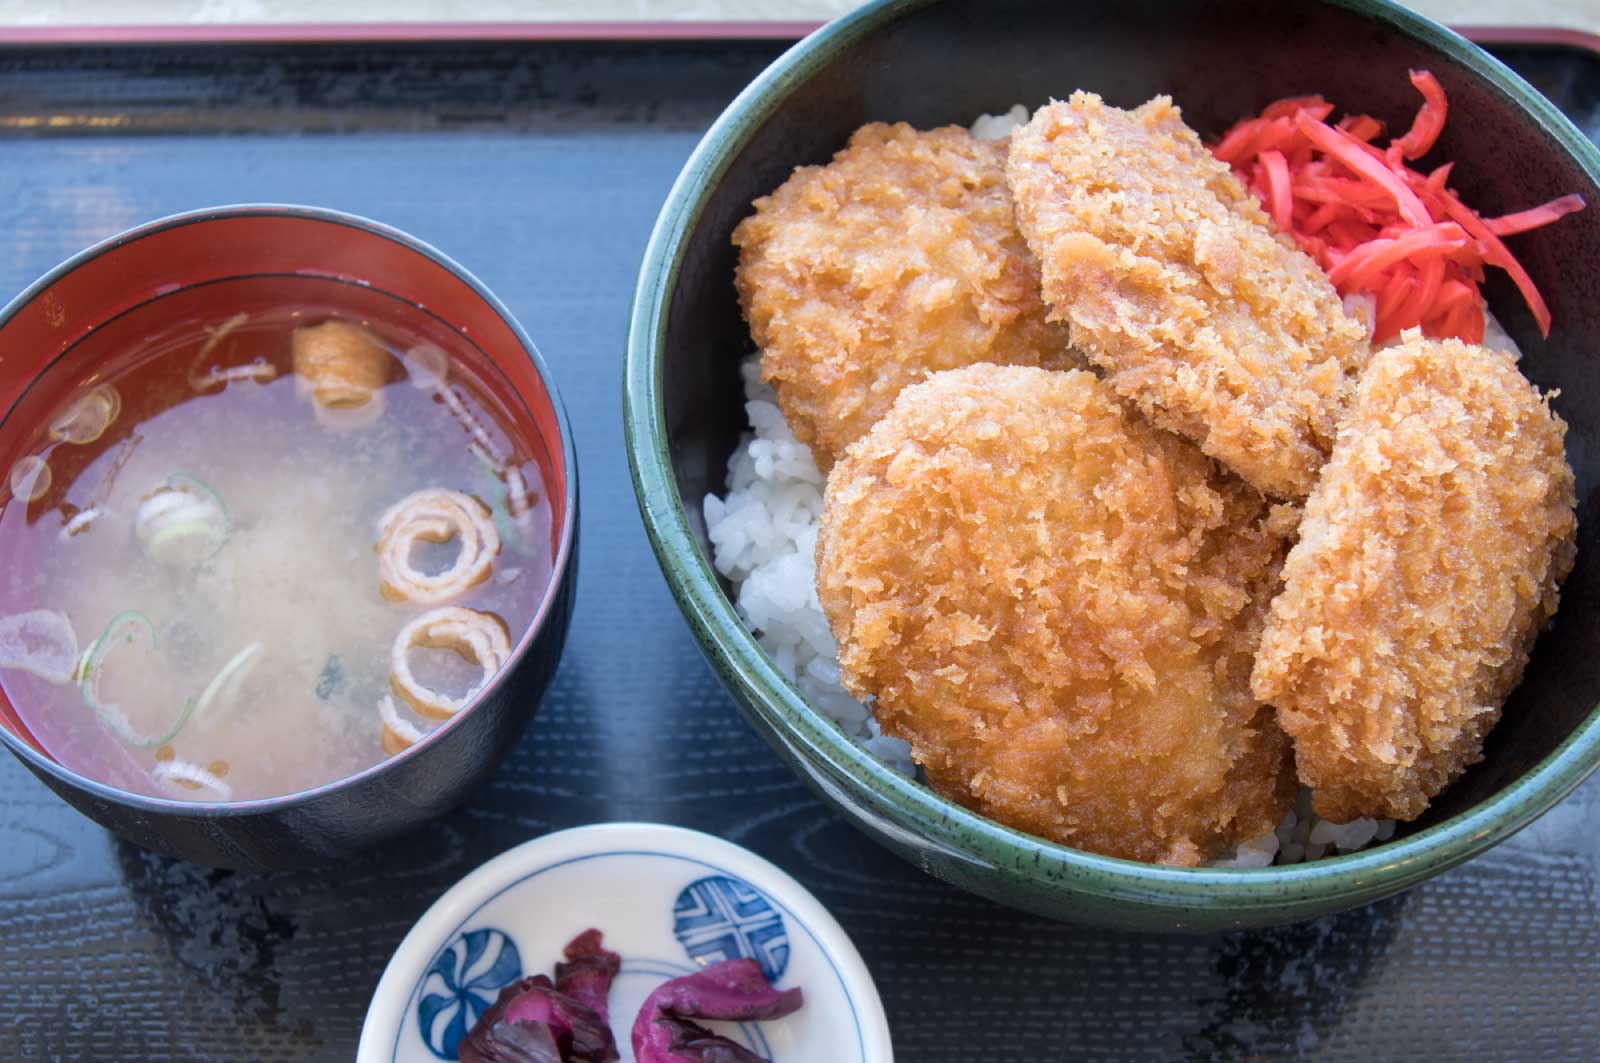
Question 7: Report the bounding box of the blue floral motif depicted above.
[417,928,522,1060]
[672,875,789,981]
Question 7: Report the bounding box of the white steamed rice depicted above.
[701,107,1416,867]
[703,358,916,777]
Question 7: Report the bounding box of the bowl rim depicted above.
[0,202,580,818]
[624,0,1600,909]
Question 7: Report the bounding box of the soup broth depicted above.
[0,281,553,802]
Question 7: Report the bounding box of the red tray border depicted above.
[1462,25,1600,53]
[0,20,822,44]
[0,20,1590,52]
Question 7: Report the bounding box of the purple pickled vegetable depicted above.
[555,928,622,1020]
[460,1011,564,1063]
[635,958,803,1023]
[631,958,804,1063]
[648,1016,771,1063]
[460,931,622,1063]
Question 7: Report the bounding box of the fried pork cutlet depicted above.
[1252,333,1577,823]
[733,122,1080,471]
[816,364,1297,865]
[1006,93,1370,500]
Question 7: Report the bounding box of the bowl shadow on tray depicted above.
[112,839,304,1021]
[1182,892,1411,1057]
[100,667,612,1014]
[783,803,1413,1056]
[647,0,1600,926]
[106,808,492,1019]
[102,651,619,966]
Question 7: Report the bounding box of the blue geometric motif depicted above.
[672,875,789,981]
[417,927,522,1060]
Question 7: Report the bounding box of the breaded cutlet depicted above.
[1006,93,1370,500]
[1252,332,1577,822]
[734,121,1081,471]
[816,363,1297,865]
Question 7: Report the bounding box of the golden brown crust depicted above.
[1251,334,1577,822]
[1005,94,1370,500]
[816,364,1296,865]
[733,122,1081,471]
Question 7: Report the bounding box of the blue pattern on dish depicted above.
[417,927,522,1060]
[672,874,790,980]
[393,850,866,1063]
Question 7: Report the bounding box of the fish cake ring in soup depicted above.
[376,488,501,604]
[378,694,428,755]
[389,606,511,720]
[816,363,1297,866]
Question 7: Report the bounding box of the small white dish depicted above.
[358,822,894,1063]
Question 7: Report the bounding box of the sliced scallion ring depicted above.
[78,611,197,749]
[164,472,231,531]
[135,473,231,566]
[192,641,263,723]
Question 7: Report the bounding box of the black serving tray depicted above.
[0,36,1596,1063]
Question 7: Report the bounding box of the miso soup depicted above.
[0,277,554,802]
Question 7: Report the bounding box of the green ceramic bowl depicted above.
[625,0,1600,931]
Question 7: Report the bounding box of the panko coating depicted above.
[816,364,1297,865]
[1006,93,1371,500]
[733,122,1081,471]
[1252,333,1577,823]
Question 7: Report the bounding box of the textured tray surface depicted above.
[0,40,1596,1062]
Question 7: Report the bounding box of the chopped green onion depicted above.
[147,520,218,551]
[136,473,231,566]
[165,472,231,532]
[192,641,263,722]
[78,611,197,749]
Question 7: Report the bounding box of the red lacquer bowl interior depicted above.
[0,205,574,762]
